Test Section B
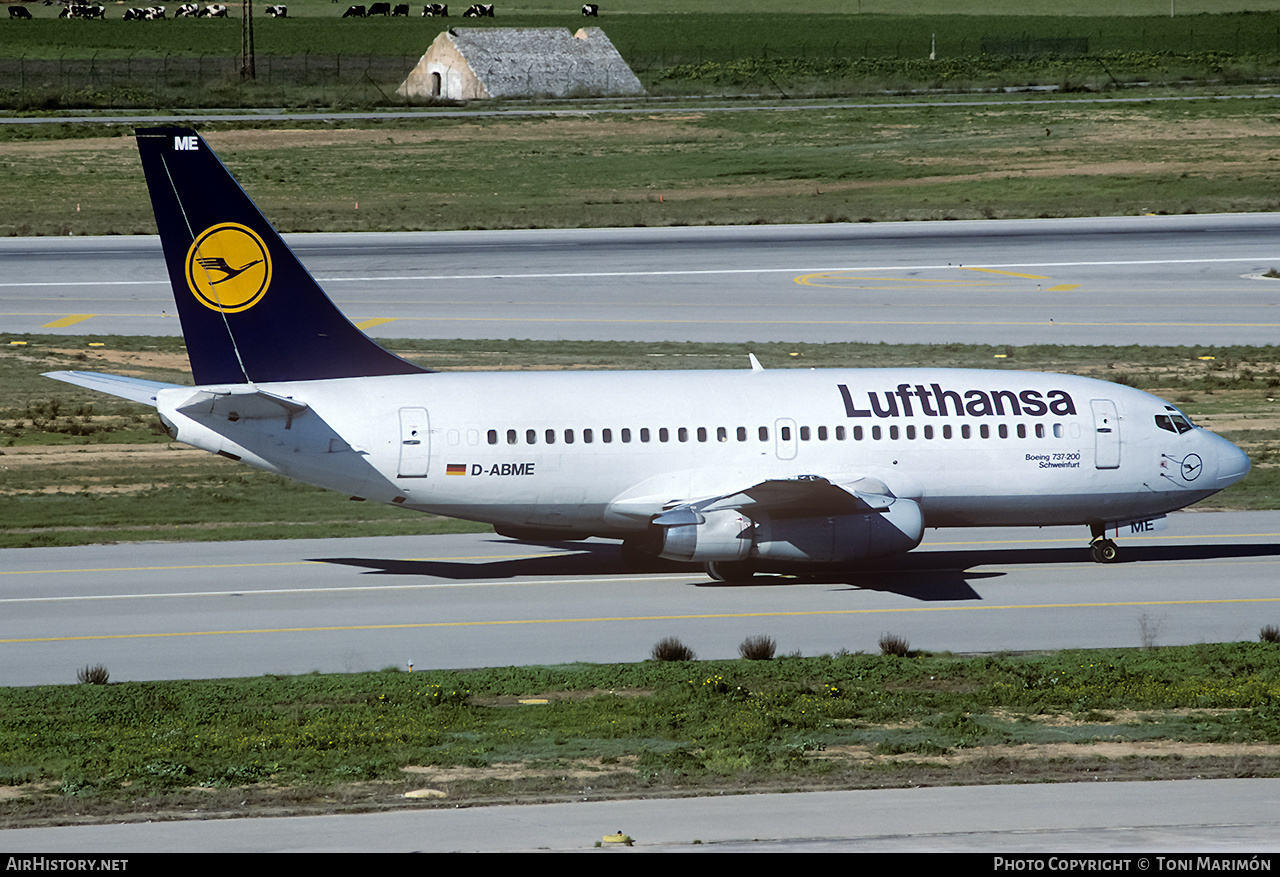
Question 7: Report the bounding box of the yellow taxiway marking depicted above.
[354,317,397,329]
[960,267,1051,279]
[1047,284,1080,292]
[794,272,993,289]
[41,314,95,328]
[7,593,1280,645]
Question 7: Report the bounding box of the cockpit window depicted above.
[1156,411,1194,434]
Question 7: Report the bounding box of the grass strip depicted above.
[5,92,1280,235]
[2,641,1279,826]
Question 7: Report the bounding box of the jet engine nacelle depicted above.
[656,508,753,562]
[655,499,924,565]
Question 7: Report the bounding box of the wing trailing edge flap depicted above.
[174,387,310,422]
[651,474,898,527]
[43,370,183,407]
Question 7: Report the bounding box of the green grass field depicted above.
[5,92,1280,237]
[5,6,1280,109]
[2,642,1279,825]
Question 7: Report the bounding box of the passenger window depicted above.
[799,426,810,441]
[583,429,592,443]
[758,426,769,441]
[737,427,747,441]
[621,428,631,443]
[640,428,650,443]
[507,429,518,445]
[717,427,727,442]
[659,428,669,442]
[526,429,537,445]
[545,429,556,445]
[602,428,612,443]
[836,426,846,440]
[564,429,574,444]
[487,429,498,445]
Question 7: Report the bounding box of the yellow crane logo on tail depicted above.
[185,223,272,313]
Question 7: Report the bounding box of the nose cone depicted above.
[1214,435,1251,489]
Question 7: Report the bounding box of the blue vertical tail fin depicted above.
[135,127,429,385]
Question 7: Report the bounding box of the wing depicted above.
[650,474,896,528]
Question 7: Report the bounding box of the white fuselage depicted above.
[155,366,1249,540]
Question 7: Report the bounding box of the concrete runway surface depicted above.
[5,213,1280,345]
[4,778,1279,852]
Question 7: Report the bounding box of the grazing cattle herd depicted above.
[6,1,236,17]
[1,1,612,19]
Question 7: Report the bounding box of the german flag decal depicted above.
[446,463,467,476]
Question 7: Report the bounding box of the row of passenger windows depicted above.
[483,421,1069,446]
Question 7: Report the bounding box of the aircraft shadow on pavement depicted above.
[311,539,1280,603]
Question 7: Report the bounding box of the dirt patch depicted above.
[0,443,203,472]
[43,347,191,376]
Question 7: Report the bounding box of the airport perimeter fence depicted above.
[0,52,428,109]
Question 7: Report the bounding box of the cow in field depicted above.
[265,3,286,14]
[582,3,596,15]
[60,3,104,17]
[9,5,33,18]
[462,3,491,15]
[421,2,445,13]
[367,1,390,13]
[342,3,365,15]
[175,3,198,15]
[199,3,227,15]
[391,2,407,13]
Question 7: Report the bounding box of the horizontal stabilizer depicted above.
[42,371,182,407]
[175,387,310,422]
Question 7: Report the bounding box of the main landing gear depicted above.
[1089,524,1120,564]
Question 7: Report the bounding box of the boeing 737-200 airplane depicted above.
[46,128,1250,580]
